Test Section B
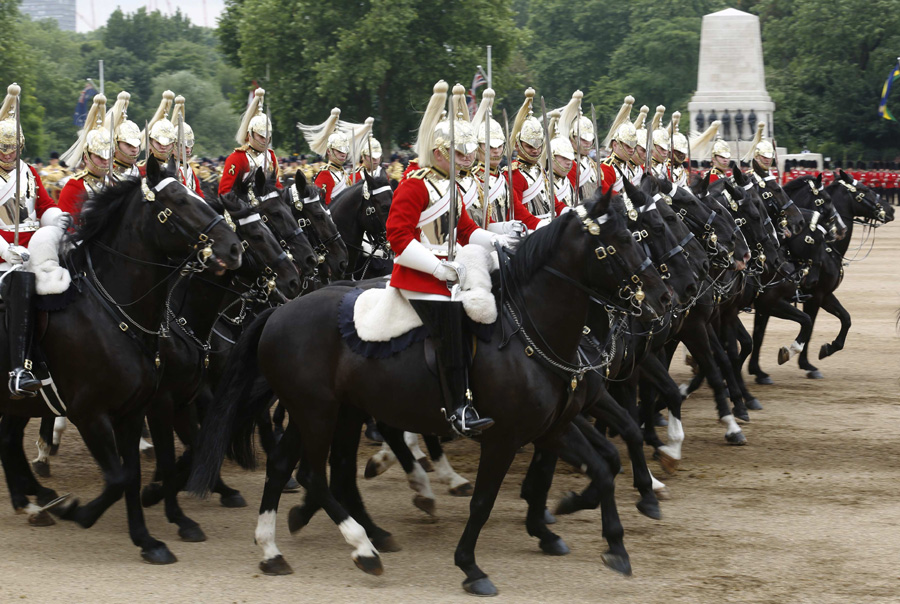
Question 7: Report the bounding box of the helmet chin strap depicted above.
[84,153,106,177]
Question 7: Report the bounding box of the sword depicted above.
[366,131,373,176]
[669,112,679,181]
[447,101,458,264]
[591,104,601,185]
[108,110,116,185]
[643,108,652,182]
[502,108,513,222]
[540,96,554,221]
[481,95,491,229]
[574,109,581,205]
[176,114,184,183]
[263,102,271,178]
[13,94,21,247]
[144,120,149,167]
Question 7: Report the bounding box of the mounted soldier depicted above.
[509,88,560,221]
[549,136,576,209]
[648,105,671,180]
[385,80,521,436]
[345,117,386,183]
[445,84,482,223]
[105,91,141,182]
[299,107,350,205]
[219,88,281,195]
[686,119,723,184]
[170,95,204,198]
[58,94,111,216]
[137,90,177,176]
[668,112,689,187]
[599,95,636,195]
[0,83,72,398]
[629,104,650,186]
[558,90,597,201]
[743,122,776,178]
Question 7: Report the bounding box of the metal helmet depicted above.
[60,93,108,169]
[0,84,24,168]
[327,129,351,154]
[572,115,594,143]
[149,118,177,161]
[711,138,732,160]
[635,128,648,150]
[755,140,775,159]
[615,122,638,148]
[672,132,689,155]
[652,128,670,148]
[551,136,576,162]
[238,88,270,148]
[363,136,382,161]
[477,118,504,148]
[84,127,112,160]
[434,113,478,157]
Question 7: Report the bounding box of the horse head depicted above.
[289,180,349,282]
[143,155,243,273]
[219,169,302,300]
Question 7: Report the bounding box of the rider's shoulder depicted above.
[407,167,432,181]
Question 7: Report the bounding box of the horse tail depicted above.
[187,307,277,497]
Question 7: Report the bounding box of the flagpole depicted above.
[99,60,104,97]
[486,46,492,88]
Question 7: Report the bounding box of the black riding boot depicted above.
[410,299,494,436]
[5,271,41,399]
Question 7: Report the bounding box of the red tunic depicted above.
[386,172,480,297]
[217,148,281,196]
[314,164,349,206]
[1,165,56,246]
[510,165,567,227]
[401,160,420,181]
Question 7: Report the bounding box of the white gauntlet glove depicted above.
[486,220,526,237]
[489,234,522,251]
[432,260,466,287]
[2,245,30,265]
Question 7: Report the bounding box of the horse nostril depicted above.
[686,283,698,297]
[660,291,673,307]
[230,243,241,259]
[339,260,348,273]
[289,279,300,297]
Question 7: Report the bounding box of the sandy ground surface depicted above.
[0,221,898,604]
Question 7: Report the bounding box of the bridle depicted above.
[343,178,394,280]
[289,183,343,273]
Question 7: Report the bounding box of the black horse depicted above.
[0,157,242,563]
[189,191,670,595]
[328,172,394,280]
[285,172,349,283]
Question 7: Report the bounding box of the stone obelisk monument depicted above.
[688,8,775,152]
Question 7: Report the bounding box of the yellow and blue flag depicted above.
[878,59,900,121]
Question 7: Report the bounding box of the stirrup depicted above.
[443,403,494,437]
[9,369,40,399]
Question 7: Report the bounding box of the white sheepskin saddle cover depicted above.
[0,225,71,295]
[354,244,497,342]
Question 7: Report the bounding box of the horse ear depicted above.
[145,155,161,185]
[294,170,307,190]
[590,185,612,218]
[254,167,265,193]
[816,173,823,187]
[207,194,225,214]
[166,155,177,177]
[700,171,710,195]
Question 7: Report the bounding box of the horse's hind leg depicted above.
[118,414,177,564]
[0,415,57,526]
[31,416,54,478]
[520,447,568,555]
[328,407,399,553]
[423,434,472,496]
[50,416,66,454]
[749,311,772,383]
[817,293,851,361]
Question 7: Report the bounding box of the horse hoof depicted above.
[287,505,311,534]
[141,544,177,565]
[364,425,384,444]
[636,499,662,520]
[35,490,61,508]
[463,576,498,596]
[725,431,747,446]
[32,460,50,478]
[417,457,434,473]
[539,536,570,556]
[777,347,790,365]
[601,552,632,576]
[282,476,301,493]
[554,492,581,516]
[655,450,679,475]
[28,510,55,527]
[746,398,763,411]
[754,375,773,385]
[220,492,247,508]
[259,555,293,575]
[372,534,402,553]
[449,482,474,497]
[178,525,207,542]
[653,486,671,501]
[413,494,437,517]
[141,483,164,508]
[818,344,831,360]
[364,458,384,479]
[49,444,59,456]
[806,370,824,380]
[543,508,557,525]
[353,554,383,576]
[732,407,750,423]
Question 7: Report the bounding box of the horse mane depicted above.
[66,177,143,258]
[508,198,623,284]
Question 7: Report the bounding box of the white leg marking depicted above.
[52,417,67,446]
[32,437,50,464]
[431,454,470,489]
[339,517,378,560]
[404,432,426,461]
[650,472,667,492]
[255,510,283,561]
[658,416,684,460]
[407,462,435,500]
[139,437,154,452]
[719,414,742,435]
[678,383,690,399]
[370,444,397,475]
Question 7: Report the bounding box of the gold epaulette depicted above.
[73,170,89,180]
[407,168,430,180]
